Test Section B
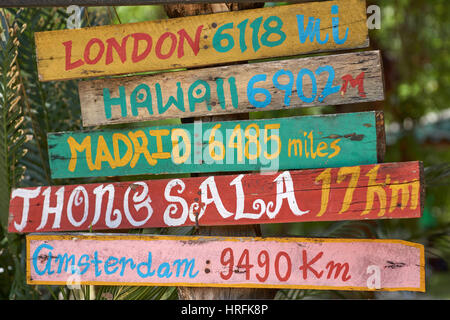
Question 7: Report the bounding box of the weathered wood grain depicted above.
[79,51,384,126]
[46,111,385,179]
[26,233,425,292]
[170,2,271,302]
[10,161,423,233]
[34,0,369,81]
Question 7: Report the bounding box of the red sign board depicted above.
[10,162,423,233]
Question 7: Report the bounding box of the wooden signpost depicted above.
[79,51,384,126]
[9,161,423,233]
[4,0,427,296]
[47,111,385,179]
[34,0,369,81]
[27,233,425,292]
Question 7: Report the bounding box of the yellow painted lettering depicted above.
[112,133,133,167]
[208,123,225,161]
[315,168,331,217]
[150,129,171,159]
[244,124,261,161]
[171,128,191,164]
[328,139,341,159]
[128,130,156,167]
[389,180,420,213]
[228,124,243,162]
[303,132,309,158]
[361,165,386,216]
[94,135,116,170]
[308,131,317,159]
[67,136,95,172]
[288,139,302,157]
[336,166,361,214]
[316,141,328,157]
[264,123,281,160]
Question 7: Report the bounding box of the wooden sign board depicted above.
[79,51,384,126]
[27,233,425,292]
[9,161,423,233]
[47,111,385,179]
[35,0,369,81]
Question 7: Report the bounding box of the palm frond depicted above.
[0,10,27,230]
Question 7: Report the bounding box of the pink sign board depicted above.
[27,234,425,292]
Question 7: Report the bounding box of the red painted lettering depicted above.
[256,250,270,283]
[177,25,204,58]
[299,250,323,280]
[341,72,366,98]
[326,261,351,281]
[84,38,105,65]
[131,33,153,63]
[275,251,292,282]
[106,35,130,65]
[63,41,84,71]
[237,249,254,281]
[62,25,205,70]
[155,32,177,60]
[220,247,234,280]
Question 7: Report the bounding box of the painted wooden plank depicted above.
[47,111,384,179]
[26,233,425,292]
[79,51,384,126]
[1,0,298,7]
[35,0,369,82]
[9,161,423,233]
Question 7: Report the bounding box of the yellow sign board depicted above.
[35,0,368,81]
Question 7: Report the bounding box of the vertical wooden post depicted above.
[163,3,276,300]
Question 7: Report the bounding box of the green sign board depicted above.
[48,111,384,179]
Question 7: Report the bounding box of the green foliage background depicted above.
[0,0,449,300]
